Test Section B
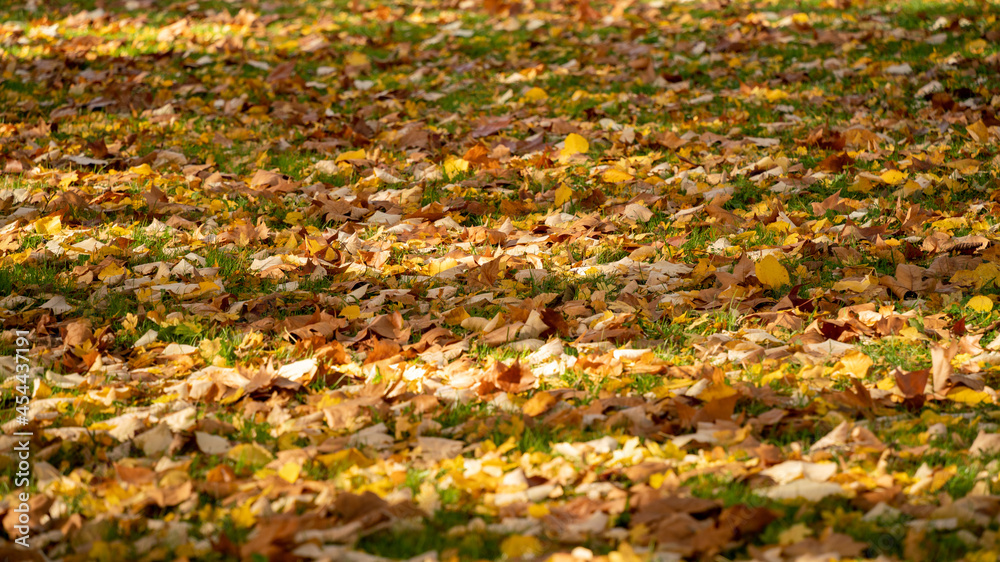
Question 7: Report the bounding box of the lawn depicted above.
[1,0,1000,560]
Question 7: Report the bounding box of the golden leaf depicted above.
[778,523,814,545]
[522,391,557,417]
[336,148,366,162]
[602,168,634,183]
[968,295,994,314]
[554,183,573,207]
[839,351,873,378]
[227,443,275,466]
[968,120,990,143]
[880,169,906,185]
[33,215,62,236]
[560,133,589,158]
[755,255,790,289]
[278,462,301,484]
[947,387,990,405]
[522,87,547,102]
[443,156,469,176]
[129,163,154,176]
[500,535,543,559]
[97,263,125,281]
[443,307,470,325]
[345,51,369,66]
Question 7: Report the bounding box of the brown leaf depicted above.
[658,131,687,149]
[492,360,536,394]
[815,152,853,173]
[463,144,497,168]
[931,341,959,394]
[365,338,401,364]
[717,504,779,538]
[0,547,44,562]
[522,391,557,416]
[114,463,155,486]
[142,184,168,212]
[2,494,53,537]
[783,530,866,558]
[146,481,193,508]
[894,367,929,410]
[62,319,92,349]
[969,431,1000,456]
[471,116,512,138]
[266,61,297,84]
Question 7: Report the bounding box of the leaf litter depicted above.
[1,0,1000,561]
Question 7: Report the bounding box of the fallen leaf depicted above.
[755,255,790,290]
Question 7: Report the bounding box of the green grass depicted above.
[356,511,503,561]
[4,0,1000,560]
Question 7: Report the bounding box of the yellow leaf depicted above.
[345,52,369,66]
[59,171,78,189]
[968,120,990,143]
[969,295,994,314]
[765,88,789,102]
[945,159,981,174]
[316,448,374,469]
[931,217,967,232]
[838,351,873,378]
[443,156,469,176]
[755,255,790,290]
[522,391,557,417]
[947,387,990,406]
[500,535,543,559]
[198,280,221,294]
[929,465,956,492]
[129,163,154,176]
[278,462,301,484]
[832,276,874,292]
[699,383,738,401]
[849,176,872,193]
[427,257,459,276]
[967,39,988,55]
[340,305,361,320]
[527,503,550,518]
[230,502,256,528]
[649,472,667,489]
[974,262,1000,288]
[628,245,656,261]
[522,87,547,102]
[880,169,907,185]
[336,149,366,162]
[33,215,62,236]
[876,376,896,391]
[778,523,814,546]
[122,313,138,332]
[761,369,788,386]
[443,307,470,325]
[554,183,573,207]
[560,133,589,158]
[602,169,634,183]
[227,443,275,466]
[902,179,923,197]
[285,211,304,225]
[98,263,125,281]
